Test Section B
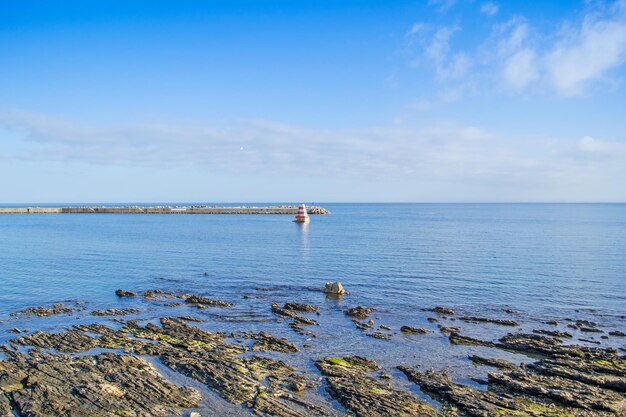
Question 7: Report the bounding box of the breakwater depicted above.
[0,205,331,215]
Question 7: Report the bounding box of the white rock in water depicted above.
[190,412,202,417]
[324,281,347,295]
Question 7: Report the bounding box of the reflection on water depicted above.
[0,204,625,414]
[296,221,310,262]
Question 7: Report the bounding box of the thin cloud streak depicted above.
[1,110,625,201]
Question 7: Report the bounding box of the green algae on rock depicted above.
[316,356,438,417]
[0,349,200,417]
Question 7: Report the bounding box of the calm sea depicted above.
[0,203,625,395]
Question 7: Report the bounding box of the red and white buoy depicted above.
[294,203,310,223]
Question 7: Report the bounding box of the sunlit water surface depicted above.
[0,203,624,414]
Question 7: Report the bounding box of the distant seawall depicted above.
[0,206,331,215]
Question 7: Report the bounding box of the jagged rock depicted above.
[469,355,517,370]
[272,303,318,336]
[366,332,391,340]
[533,329,573,338]
[530,356,626,393]
[17,330,98,353]
[423,306,455,315]
[293,316,317,326]
[10,304,77,318]
[448,332,496,347]
[438,325,459,334]
[272,303,299,318]
[0,350,200,417]
[345,306,374,319]
[399,367,611,417]
[115,289,137,297]
[91,308,140,316]
[143,289,177,300]
[580,327,604,333]
[609,331,626,337]
[283,302,318,313]
[0,393,11,417]
[252,332,299,353]
[459,316,518,326]
[400,326,429,335]
[71,319,328,416]
[488,369,625,412]
[317,357,436,417]
[324,282,347,296]
[185,294,232,308]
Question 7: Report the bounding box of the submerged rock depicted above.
[271,302,319,336]
[10,303,78,318]
[114,289,137,297]
[400,326,430,335]
[185,294,232,308]
[316,356,437,417]
[91,308,140,316]
[283,302,319,313]
[532,329,573,338]
[423,306,455,315]
[468,355,517,370]
[459,316,519,326]
[252,332,299,353]
[345,306,374,319]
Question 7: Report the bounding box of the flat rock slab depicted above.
[0,350,200,417]
[316,356,437,417]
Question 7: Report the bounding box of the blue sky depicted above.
[1,0,626,202]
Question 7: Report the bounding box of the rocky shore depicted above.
[1,287,624,416]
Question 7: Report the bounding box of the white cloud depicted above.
[406,1,626,97]
[2,110,626,201]
[480,2,499,17]
[503,48,539,89]
[494,3,626,95]
[407,22,427,37]
[408,25,472,81]
[429,0,457,13]
[546,10,626,95]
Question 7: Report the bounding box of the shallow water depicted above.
[0,203,625,413]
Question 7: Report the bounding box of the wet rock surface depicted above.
[423,306,455,315]
[0,349,200,417]
[252,332,299,353]
[316,356,437,417]
[345,306,374,319]
[185,294,232,308]
[421,327,626,415]
[459,316,519,326]
[2,287,625,416]
[91,308,140,316]
[468,354,517,370]
[400,325,430,334]
[10,303,79,318]
[115,289,137,297]
[271,302,319,336]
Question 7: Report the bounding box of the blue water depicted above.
[1,203,624,315]
[0,203,625,411]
